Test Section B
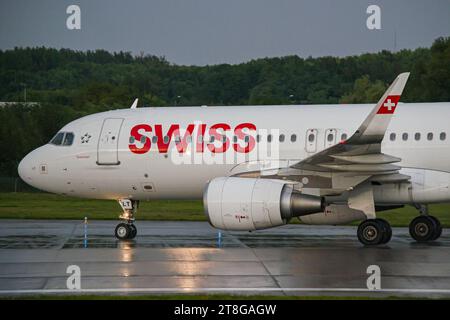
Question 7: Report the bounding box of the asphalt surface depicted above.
[0,220,449,298]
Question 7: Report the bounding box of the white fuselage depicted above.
[18,102,450,204]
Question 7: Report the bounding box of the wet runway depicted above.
[0,220,450,298]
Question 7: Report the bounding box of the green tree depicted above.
[340,75,387,104]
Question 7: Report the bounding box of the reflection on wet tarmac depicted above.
[0,235,60,249]
[0,220,449,297]
[63,235,243,249]
[0,220,448,249]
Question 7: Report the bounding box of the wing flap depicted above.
[370,173,411,184]
[330,153,401,164]
[318,163,401,172]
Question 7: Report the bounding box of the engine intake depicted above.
[203,177,324,231]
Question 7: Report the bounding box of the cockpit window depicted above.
[50,132,74,146]
[50,132,65,145]
[62,132,74,146]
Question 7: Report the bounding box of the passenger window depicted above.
[414,133,421,141]
[244,136,250,143]
[279,134,285,142]
[427,132,433,141]
[198,135,203,143]
[152,136,158,143]
[268,134,272,143]
[402,133,408,141]
[62,132,74,146]
[341,133,347,141]
[233,136,238,143]
[50,132,65,145]
[222,135,227,143]
[209,136,215,143]
[440,132,446,141]
[163,136,169,143]
[291,134,297,142]
[129,136,135,144]
[390,133,396,141]
[327,133,334,142]
[308,133,315,142]
[140,136,147,144]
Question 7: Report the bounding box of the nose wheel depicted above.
[115,199,139,240]
[115,223,137,240]
[129,224,137,239]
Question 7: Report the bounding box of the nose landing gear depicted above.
[114,222,138,240]
[115,199,139,240]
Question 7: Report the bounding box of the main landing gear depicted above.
[357,204,443,246]
[357,218,392,246]
[409,205,442,242]
[349,184,393,246]
[115,199,138,240]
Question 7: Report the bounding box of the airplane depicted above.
[17,72,449,245]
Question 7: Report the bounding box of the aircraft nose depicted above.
[18,153,33,182]
[18,147,52,192]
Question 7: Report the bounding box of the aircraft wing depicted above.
[289,72,410,185]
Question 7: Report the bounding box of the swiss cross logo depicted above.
[377,95,401,114]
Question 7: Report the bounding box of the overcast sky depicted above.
[1,0,449,65]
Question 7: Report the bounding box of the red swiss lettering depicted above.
[129,124,152,154]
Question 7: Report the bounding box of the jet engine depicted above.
[203,177,324,231]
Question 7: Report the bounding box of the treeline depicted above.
[0,37,449,176]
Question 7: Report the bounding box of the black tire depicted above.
[129,224,137,239]
[115,223,131,240]
[428,216,442,240]
[377,218,392,244]
[357,220,385,246]
[409,216,437,242]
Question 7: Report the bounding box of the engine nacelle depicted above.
[203,177,324,231]
[300,204,366,225]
